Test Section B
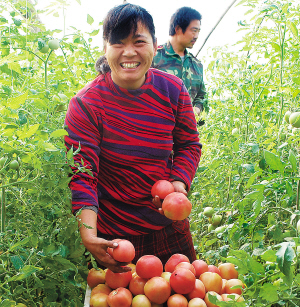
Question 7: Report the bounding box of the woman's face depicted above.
[105,22,157,90]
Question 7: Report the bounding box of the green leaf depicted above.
[9,237,30,251]
[270,42,281,52]
[276,242,295,281]
[50,129,68,138]
[18,123,40,139]
[0,299,17,307]
[87,14,94,25]
[288,150,297,172]
[43,142,59,151]
[264,150,284,174]
[7,265,43,282]
[8,91,28,109]
[89,29,100,36]
[287,20,298,37]
[259,282,278,301]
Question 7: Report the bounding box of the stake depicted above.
[196,0,239,57]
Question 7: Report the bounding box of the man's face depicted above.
[177,19,201,49]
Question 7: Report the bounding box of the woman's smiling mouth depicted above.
[120,62,140,69]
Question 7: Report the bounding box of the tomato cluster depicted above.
[87,242,245,307]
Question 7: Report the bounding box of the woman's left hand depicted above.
[152,180,187,215]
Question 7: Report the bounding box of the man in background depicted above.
[153,7,207,122]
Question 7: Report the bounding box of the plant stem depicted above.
[0,184,5,233]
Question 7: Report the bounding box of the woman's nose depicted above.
[123,44,137,56]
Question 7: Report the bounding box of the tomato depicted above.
[218,263,238,280]
[129,274,147,296]
[169,268,196,294]
[107,287,132,307]
[0,157,6,167]
[91,283,112,297]
[192,259,208,278]
[131,294,151,307]
[224,279,245,295]
[203,207,214,217]
[87,268,106,288]
[167,293,188,307]
[284,110,292,123]
[208,224,216,232]
[186,279,206,300]
[89,293,109,307]
[112,239,135,263]
[105,269,132,289]
[207,265,221,276]
[39,44,49,53]
[136,255,163,279]
[9,160,19,170]
[174,262,196,275]
[199,272,222,294]
[161,271,171,282]
[188,297,207,307]
[48,39,60,50]
[162,192,192,220]
[210,214,222,226]
[204,291,223,307]
[144,276,171,304]
[151,180,175,200]
[165,253,190,273]
[13,18,22,26]
[289,112,300,128]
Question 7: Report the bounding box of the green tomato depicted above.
[289,112,300,128]
[48,39,60,50]
[13,18,22,26]
[203,206,214,218]
[39,44,49,54]
[284,110,292,124]
[9,160,19,170]
[214,225,226,234]
[211,214,222,226]
[208,224,216,232]
[0,157,6,167]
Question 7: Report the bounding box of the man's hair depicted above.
[169,7,202,36]
[95,3,155,74]
[103,3,155,44]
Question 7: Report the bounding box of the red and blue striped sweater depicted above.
[64,68,201,236]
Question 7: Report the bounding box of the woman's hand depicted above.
[152,180,187,215]
[77,209,131,273]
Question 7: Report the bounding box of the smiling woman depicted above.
[64,3,201,273]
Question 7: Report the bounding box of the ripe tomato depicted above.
[167,293,188,307]
[112,239,135,263]
[89,293,109,307]
[199,272,222,294]
[169,268,196,294]
[87,268,106,288]
[224,279,245,295]
[105,269,132,289]
[144,276,171,304]
[135,255,163,279]
[218,263,238,280]
[207,265,221,276]
[131,294,151,307]
[186,279,206,300]
[107,287,132,307]
[204,291,223,307]
[151,180,175,200]
[188,297,207,307]
[192,259,208,278]
[91,284,112,297]
[129,274,148,296]
[162,192,192,220]
[165,253,190,273]
[174,262,196,275]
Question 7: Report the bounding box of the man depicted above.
[153,7,206,118]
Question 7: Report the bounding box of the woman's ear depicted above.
[153,37,158,56]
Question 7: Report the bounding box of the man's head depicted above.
[169,7,201,49]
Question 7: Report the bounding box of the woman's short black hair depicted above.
[169,7,202,36]
[103,3,156,44]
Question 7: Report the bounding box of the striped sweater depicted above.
[64,68,201,236]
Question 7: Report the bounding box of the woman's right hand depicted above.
[82,235,132,273]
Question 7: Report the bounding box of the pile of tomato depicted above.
[87,239,245,307]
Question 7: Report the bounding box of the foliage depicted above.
[189,0,300,306]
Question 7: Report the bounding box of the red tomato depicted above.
[192,259,208,278]
[169,268,196,294]
[199,272,223,294]
[129,274,148,296]
[218,263,238,280]
[91,284,112,297]
[162,192,192,220]
[167,293,188,307]
[135,255,163,279]
[188,297,207,307]
[165,253,190,273]
[144,277,171,304]
[105,269,132,289]
[89,293,108,307]
[207,265,221,276]
[87,268,106,288]
[186,279,206,300]
[112,239,135,263]
[224,279,245,295]
[175,262,196,275]
[107,287,132,307]
[151,180,175,200]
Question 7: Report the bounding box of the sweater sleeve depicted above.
[170,83,201,190]
[64,96,102,214]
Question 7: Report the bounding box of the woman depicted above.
[64,3,201,273]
